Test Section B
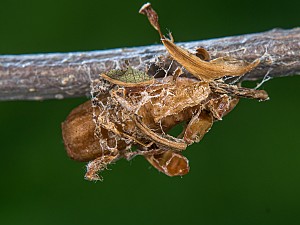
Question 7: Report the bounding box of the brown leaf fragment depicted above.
[139,3,163,38]
[184,110,213,145]
[61,101,104,162]
[196,47,211,61]
[133,116,187,151]
[140,3,260,81]
[139,76,211,123]
[145,150,190,176]
[172,67,184,81]
[209,82,269,101]
[85,154,120,181]
[161,39,260,81]
[207,95,231,120]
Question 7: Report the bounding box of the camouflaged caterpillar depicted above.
[61,3,268,181]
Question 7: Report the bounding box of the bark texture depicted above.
[0,27,299,101]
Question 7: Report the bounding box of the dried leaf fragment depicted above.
[101,67,154,87]
[145,150,190,176]
[196,47,211,61]
[139,3,260,81]
[139,2,163,37]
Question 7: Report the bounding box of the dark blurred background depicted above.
[1,0,300,224]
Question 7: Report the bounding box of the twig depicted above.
[0,27,299,101]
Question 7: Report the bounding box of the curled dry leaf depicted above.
[196,48,211,61]
[139,3,260,81]
[61,3,269,181]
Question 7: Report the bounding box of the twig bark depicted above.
[0,27,299,101]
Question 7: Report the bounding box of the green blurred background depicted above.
[1,0,300,224]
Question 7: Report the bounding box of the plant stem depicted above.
[0,27,299,101]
